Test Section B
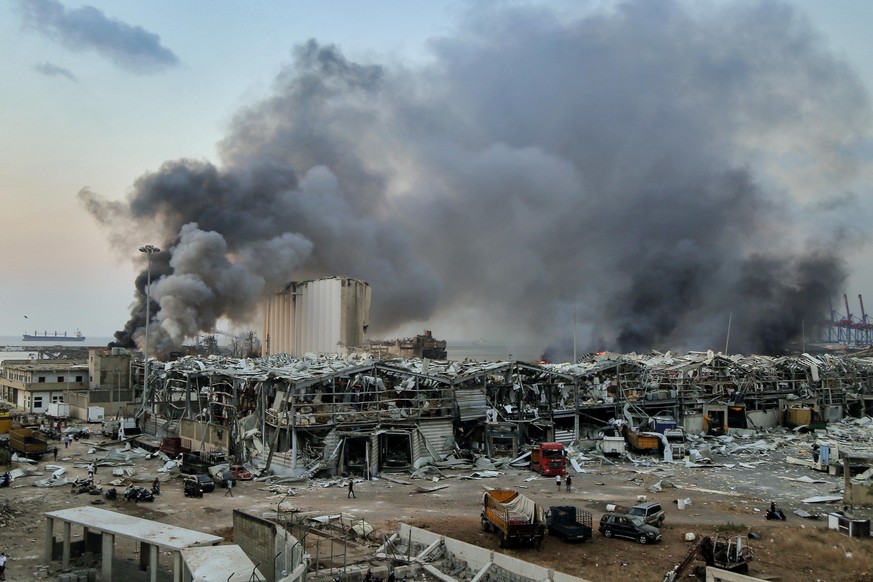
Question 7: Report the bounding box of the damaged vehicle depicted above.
[599,513,662,544]
[628,501,665,527]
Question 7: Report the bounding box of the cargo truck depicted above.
[9,428,49,459]
[46,402,70,419]
[622,425,661,454]
[546,506,593,542]
[530,442,566,476]
[87,406,105,423]
[481,489,546,548]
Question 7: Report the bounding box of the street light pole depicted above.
[139,244,160,416]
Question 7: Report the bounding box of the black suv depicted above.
[599,513,662,544]
[628,501,665,527]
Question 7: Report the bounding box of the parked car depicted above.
[599,513,662,544]
[193,474,215,493]
[628,501,665,527]
[228,464,253,480]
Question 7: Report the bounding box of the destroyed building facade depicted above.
[125,348,873,487]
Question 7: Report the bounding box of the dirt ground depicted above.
[2,431,873,582]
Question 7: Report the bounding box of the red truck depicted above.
[530,442,566,476]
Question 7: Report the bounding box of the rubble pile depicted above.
[70,346,873,486]
[0,498,21,528]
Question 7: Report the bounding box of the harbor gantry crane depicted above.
[857,294,873,345]
[840,293,856,344]
[821,294,873,346]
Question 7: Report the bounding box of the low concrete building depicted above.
[0,359,87,414]
[0,349,138,419]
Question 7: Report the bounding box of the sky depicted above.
[1,0,872,358]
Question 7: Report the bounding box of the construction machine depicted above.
[662,534,753,582]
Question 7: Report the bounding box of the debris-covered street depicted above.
[2,414,873,582]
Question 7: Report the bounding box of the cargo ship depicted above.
[22,330,86,342]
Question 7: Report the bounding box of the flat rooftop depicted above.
[46,506,223,550]
[2,359,88,371]
[181,545,264,581]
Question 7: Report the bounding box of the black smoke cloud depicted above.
[82,1,870,357]
[13,0,178,74]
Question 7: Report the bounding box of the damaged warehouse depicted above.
[126,348,873,490]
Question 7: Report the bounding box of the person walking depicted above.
[555,474,561,491]
[87,463,94,479]
[565,474,572,492]
[347,478,356,499]
[53,448,58,461]
[225,479,234,497]
[0,551,7,581]
[63,435,69,449]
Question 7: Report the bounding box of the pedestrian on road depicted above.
[348,478,356,499]
[53,448,58,461]
[225,479,234,497]
[555,474,561,491]
[0,551,7,581]
[565,474,572,492]
[63,435,69,449]
[87,463,94,479]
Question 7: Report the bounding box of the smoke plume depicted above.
[81,1,871,357]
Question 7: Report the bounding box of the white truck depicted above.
[87,406,105,423]
[46,402,70,419]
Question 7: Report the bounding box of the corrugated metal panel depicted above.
[455,388,487,421]
[554,429,575,445]
[414,419,454,462]
[322,429,342,462]
[369,433,379,477]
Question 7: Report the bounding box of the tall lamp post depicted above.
[139,244,160,415]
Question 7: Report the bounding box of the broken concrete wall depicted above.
[233,509,302,582]
[704,566,767,582]
[745,409,778,429]
[398,523,592,582]
[179,418,231,454]
[847,483,873,507]
[683,412,705,434]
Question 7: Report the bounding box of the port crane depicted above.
[822,293,873,346]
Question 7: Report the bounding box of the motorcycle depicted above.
[183,479,203,498]
[71,476,94,493]
[104,487,117,500]
[0,473,10,488]
[124,485,155,503]
[765,505,786,520]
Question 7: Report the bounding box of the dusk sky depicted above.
[2,0,872,356]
